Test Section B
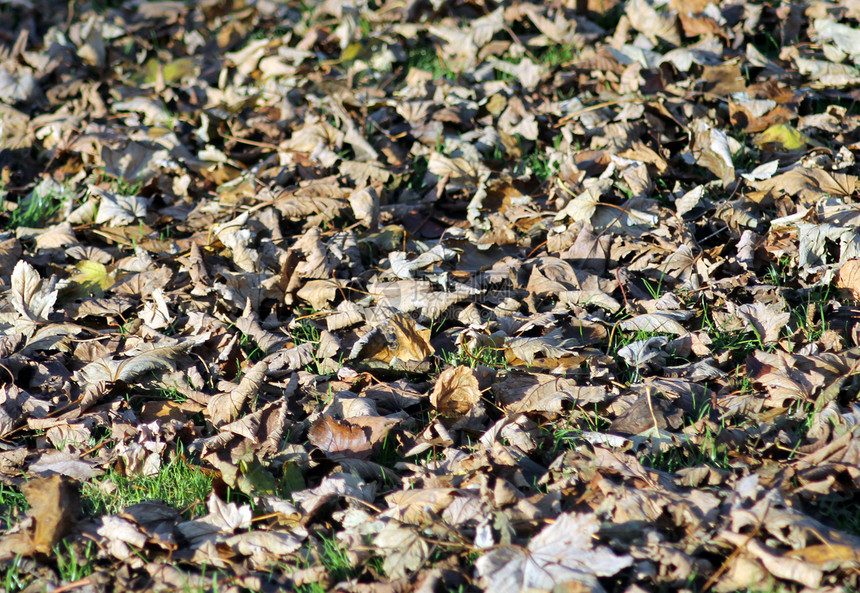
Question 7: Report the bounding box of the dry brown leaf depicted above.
[296,279,341,311]
[430,366,481,418]
[6,4,860,592]
[620,311,693,335]
[719,531,822,589]
[689,119,735,187]
[0,475,79,558]
[735,302,791,344]
[350,313,434,365]
[836,259,860,299]
[208,360,267,426]
[494,373,607,413]
[76,343,190,385]
[307,416,373,460]
[348,186,380,229]
[626,0,680,45]
[754,167,859,202]
[384,488,459,524]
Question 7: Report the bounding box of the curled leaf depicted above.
[430,366,481,417]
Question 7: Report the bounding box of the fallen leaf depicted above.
[836,259,860,299]
[756,124,811,151]
[373,523,430,580]
[308,416,373,459]
[349,313,434,365]
[476,513,632,593]
[11,260,57,322]
[0,475,79,558]
[430,366,481,417]
[64,260,117,300]
[76,343,190,384]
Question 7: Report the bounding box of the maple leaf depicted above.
[476,513,632,593]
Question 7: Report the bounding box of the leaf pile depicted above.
[1,0,860,592]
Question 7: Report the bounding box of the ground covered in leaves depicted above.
[2,0,860,591]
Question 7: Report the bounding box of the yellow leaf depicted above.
[756,124,810,151]
[340,42,364,62]
[136,57,197,85]
[785,544,860,564]
[66,260,116,299]
[162,57,196,83]
[364,225,408,252]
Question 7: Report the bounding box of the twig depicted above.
[51,578,92,593]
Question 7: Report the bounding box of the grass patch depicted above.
[405,155,430,192]
[0,483,28,530]
[405,44,456,79]
[708,329,762,359]
[521,148,557,181]
[750,31,781,60]
[374,432,401,468]
[549,416,611,453]
[533,44,576,67]
[608,328,677,384]
[293,537,378,593]
[288,316,335,375]
[1,555,35,593]
[802,493,860,537]
[290,317,322,346]
[439,343,508,370]
[464,344,507,369]
[763,255,795,287]
[90,0,125,13]
[593,4,625,32]
[786,284,833,342]
[700,299,764,360]
[732,142,759,171]
[107,176,143,197]
[3,178,71,229]
[238,331,265,364]
[316,537,362,583]
[82,456,213,518]
[641,398,730,473]
[641,436,730,473]
[158,385,187,403]
[54,539,98,583]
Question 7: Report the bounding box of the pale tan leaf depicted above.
[620,311,693,335]
[494,374,608,413]
[374,524,430,580]
[476,513,632,593]
[140,287,173,330]
[208,360,268,426]
[296,279,341,311]
[92,187,148,226]
[735,302,790,344]
[0,475,79,559]
[837,259,860,300]
[347,186,380,229]
[10,260,57,322]
[224,530,304,569]
[430,366,481,417]
[690,119,735,187]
